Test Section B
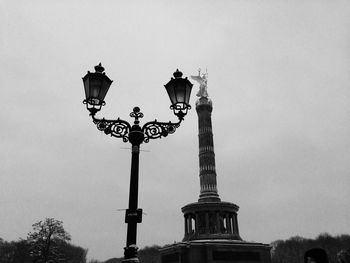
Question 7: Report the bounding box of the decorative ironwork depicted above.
[91,108,182,144]
[170,103,191,120]
[130,107,144,125]
[142,119,181,143]
[92,116,131,142]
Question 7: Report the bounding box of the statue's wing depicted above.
[190,75,203,83]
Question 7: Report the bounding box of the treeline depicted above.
[2,228,349,263]
[0,238,87,263]
[271,233,350,263]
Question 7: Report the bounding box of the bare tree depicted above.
[27,218,71,263]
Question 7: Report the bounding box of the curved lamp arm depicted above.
[92,115,132,143]
[142,119,182,143]
[90,108,183,144]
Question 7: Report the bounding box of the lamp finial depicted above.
[95,63,105,73]
[173,69,183,78]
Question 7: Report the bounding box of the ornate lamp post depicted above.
[82,64,193,262]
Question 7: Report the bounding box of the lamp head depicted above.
[164,69,193,120]
[82,63,113,115]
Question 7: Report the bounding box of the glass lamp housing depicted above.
[83,64,113,106]
[164,69,193,115]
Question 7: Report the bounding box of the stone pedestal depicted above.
[160,240,271,263]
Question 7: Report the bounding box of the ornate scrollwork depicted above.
[142,120,181,143]
[130,107,144,124]
[90,107,183,144]
[92,116,131,142]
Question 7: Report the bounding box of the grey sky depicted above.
[1,0,350,261]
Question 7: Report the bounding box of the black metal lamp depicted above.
[82,64,192,263]
[82,63,113,116]
[164,69,193,120]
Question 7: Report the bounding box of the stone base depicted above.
[160,240,271,263]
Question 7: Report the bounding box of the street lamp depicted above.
[82,64,193,262]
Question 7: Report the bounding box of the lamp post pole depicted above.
[126,143,140,252]
[124,112,145,260]
[82,64,193,262]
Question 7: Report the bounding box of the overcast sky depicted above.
[1,0,350,261]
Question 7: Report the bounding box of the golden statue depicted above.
[191,69,208,98]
